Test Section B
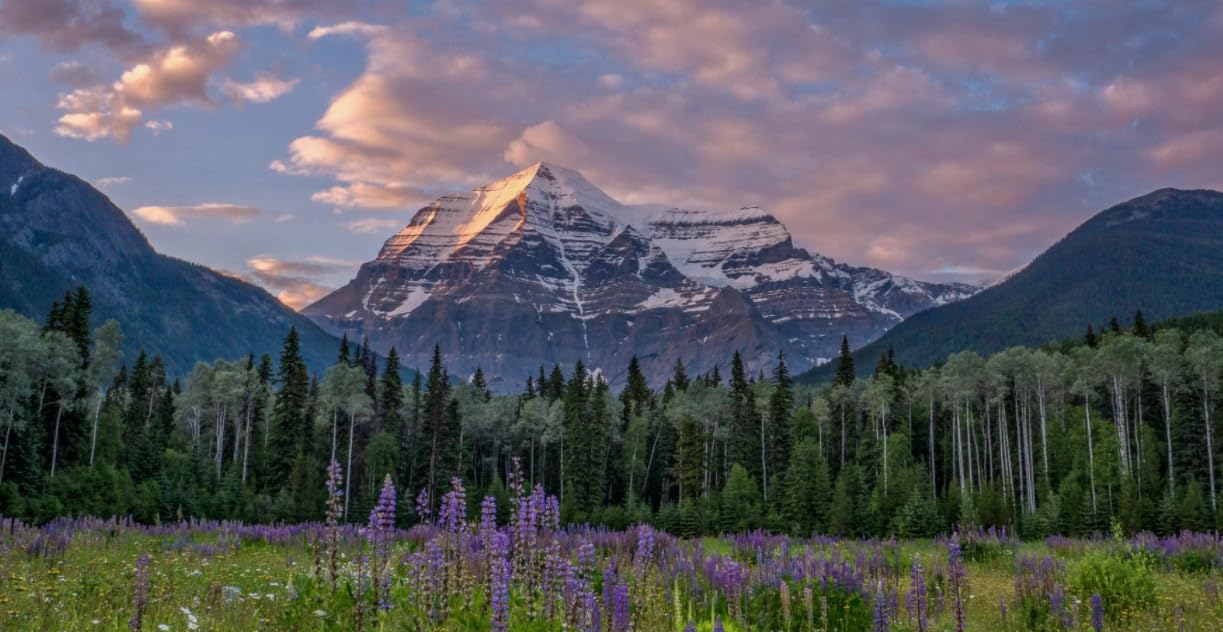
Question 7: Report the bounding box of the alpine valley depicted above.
[304,163,976,388]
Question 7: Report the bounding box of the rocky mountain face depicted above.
[800,187,1223,382]
[0,133,340,374]
[306,163,974,389]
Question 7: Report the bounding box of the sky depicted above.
[2,0,1222,309]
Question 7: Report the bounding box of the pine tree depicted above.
[835,336,856,386]
[399,371,423,494]
[671,359,689,391]
[472,367,490,400]
[673,415,705,501]
[379,348,404,436]
[622,356,650,423]
[338,333,351,365]
[537,366,549,400]
[68,285,92,363]
[1085,324,1098,348]
[548,365,565,401]
[417,346,455,510]
[1109,316,1122,335]
[728,351,762,484]
[562,361,591,513]
[1133,309,1150,340]
[785,437,830,534]
[270,327,309,487]
[767,351,794,498]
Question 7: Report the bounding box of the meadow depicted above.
[3,470,1223,632]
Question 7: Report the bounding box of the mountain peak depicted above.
[0,132,42,187]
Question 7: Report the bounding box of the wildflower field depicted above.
[4,472,1223,632]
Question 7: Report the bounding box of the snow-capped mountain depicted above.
[304,163,975,388]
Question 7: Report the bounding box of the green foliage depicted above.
[1070,549,1158,620]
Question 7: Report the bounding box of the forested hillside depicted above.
[802,188,1223,382]
[0,133,341,374]
[4,289,1223,539]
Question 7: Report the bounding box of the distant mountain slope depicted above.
[305,162,975,388]
[800,188,1223,382]
[0,133,341,374]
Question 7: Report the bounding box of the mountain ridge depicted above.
[0,133,342,375]
[799,187,1223,382]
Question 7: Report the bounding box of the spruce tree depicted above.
[472,366,490,400]
[673,415,704,502]
[562,361,590,512]
[379,348,404,436]
[338,333,351,365]
[417,346,455,510]
[728,351,762,484]
[1133,309,1150,339]
[767,351,794,497]
[835,336,856,386]
[270,327,309,486]
[671,359,689,391]
[622,356,651,423]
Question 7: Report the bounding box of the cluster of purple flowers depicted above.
[948,534,968,632]
[438,477,467,533]
[489,531,512,632]
[367,474,397,609]
[906,554,928,632]
[128,553,150,631]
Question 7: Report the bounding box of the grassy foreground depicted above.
[3,493,1223,631]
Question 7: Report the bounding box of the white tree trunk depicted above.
[50,402,65,478]
[345,413,355,520]
[1163,378,1175,497]
[1085,389,1098,513]
[89,388,104,465]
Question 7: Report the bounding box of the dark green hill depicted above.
[800,188,1223,382]
[0,133,341,374]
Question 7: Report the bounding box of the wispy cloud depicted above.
[245,255,357,309]
[131,202,260,226]
[93,176,132,188]
[220,73,299,103]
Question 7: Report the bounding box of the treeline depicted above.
[3,289,1223,539]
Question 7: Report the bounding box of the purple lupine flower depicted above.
[368,474,397,533]
[907,555,928,632]
[416,488,432,525]
[948,534,967,632]
[712,616,725,632]
[683,622,696,632]
[480,495,498,541]
[577,538,596,577]
[128,554,150,631]
[634,524,656,572]
[439,477,468,533]
[490,531,512,632]
[324,459,344,587]
[874,586,889,632]
[1049,586,1070,630]
[610,579,630,632]
[325,459,344,526]
[602,566,617,622]
[366,474,396,609]
[1090,594,1104,631]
